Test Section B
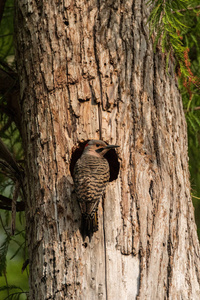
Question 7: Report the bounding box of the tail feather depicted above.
[81,211,98,241]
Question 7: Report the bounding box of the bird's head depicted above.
[82,140,119,158]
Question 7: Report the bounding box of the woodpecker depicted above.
[73,140,119,240]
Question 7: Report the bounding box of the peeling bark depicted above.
[15,0,200,299]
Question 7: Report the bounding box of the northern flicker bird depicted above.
[73,140,119,240]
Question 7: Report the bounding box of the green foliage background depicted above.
[0,0,200,299]
[148,0,200,235]
[0,1,29,299]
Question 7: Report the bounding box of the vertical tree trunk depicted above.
[15,0,200,299]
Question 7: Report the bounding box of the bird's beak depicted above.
[105,145,120,149]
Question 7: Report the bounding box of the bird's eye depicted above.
[96,144,100,147]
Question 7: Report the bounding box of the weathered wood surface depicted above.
[15,0,200,299]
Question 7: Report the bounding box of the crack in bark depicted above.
[102,194,108,300]
[166,234,172,299]
[46,93,61,241]
[93,21,103,140]
[152,54,161,168]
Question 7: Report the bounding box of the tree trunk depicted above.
[15,0,200,299]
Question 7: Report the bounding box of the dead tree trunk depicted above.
[15,0,200,299]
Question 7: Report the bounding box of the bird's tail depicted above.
[81,211,98,241]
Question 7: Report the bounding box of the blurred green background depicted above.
[0,0,200,299]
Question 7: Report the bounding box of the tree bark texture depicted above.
[15,0,200,299]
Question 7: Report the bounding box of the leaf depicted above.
[187,113,198,133]
[3,291,28,300]
[0,233,11,276]
[192,113,200,128]
[0,285,22,292]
